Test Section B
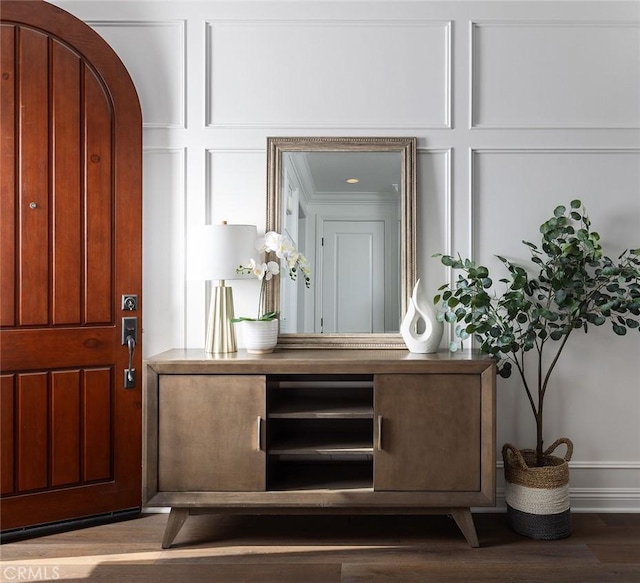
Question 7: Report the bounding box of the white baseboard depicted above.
[493,461,640,512]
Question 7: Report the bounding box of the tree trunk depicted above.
[536,412,544,467]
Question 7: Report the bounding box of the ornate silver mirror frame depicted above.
[266,136,416,349]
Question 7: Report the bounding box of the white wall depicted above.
[53,0,640,511]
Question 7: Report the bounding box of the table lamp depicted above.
[194,222,258,353]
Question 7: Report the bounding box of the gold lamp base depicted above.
[205,282,237,354]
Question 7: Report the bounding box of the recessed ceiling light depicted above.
[346,178,359,184]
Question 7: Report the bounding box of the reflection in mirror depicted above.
[266,137,416,349]
[281,150,402,333]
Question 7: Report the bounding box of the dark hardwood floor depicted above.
[1,512,639,582]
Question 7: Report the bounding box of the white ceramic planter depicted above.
[239,319,279,354]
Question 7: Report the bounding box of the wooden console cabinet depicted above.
[144,349,496,548]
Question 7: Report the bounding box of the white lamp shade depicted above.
[188,224,258,281]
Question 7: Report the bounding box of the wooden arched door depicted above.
[0,0,142,531]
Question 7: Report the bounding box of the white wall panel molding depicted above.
[417,147,452,245]
[205,20,451,130]
[471,147,640,162]
[204,148,265,224]
[470,21,640,130]
[416,147,452,263]
[469,147,640,259]
[90,20,186,129]
[143,148,186,357]
[417,147,452,346]
[198,148,271,348]
[470,148,640,491]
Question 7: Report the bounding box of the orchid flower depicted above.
[235,232,310,321]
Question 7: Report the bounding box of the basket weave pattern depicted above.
[503,438,573,540]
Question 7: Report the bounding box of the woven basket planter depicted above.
[502,437,573,540]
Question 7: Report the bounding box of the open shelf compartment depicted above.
[266,374,375,491]
[267,459,373,491]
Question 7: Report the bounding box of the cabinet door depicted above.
[374,374,481,491]
[158,375,266,492]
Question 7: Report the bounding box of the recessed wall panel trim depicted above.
[89,21,186,129]
[470,21,640,130]
[469,148,640,260]
[143,148,187,356]
[205,20,451,130]
[417,147,453,346]
[204,148,264,224]
[417,147,452,257]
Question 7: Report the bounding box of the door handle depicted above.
[122,316,137,344]
[256,416,263,451]
[377,415,383,451]
[122,317,137,389]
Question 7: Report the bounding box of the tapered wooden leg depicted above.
[161,507,190,549]
[451,508,480,548]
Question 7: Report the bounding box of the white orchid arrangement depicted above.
[234,231,311,321]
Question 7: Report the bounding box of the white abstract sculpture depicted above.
[400,279,444,353]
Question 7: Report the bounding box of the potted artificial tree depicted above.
[434,200,640,539]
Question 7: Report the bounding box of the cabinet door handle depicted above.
[377,415,383,450]
[256,416,263,451]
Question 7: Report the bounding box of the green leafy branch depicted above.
[434,200,640,465]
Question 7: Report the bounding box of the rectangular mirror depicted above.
[266,137,416,349]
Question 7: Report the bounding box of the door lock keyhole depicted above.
[121,294,138,311]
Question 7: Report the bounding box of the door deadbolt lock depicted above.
[121,294,138,311]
